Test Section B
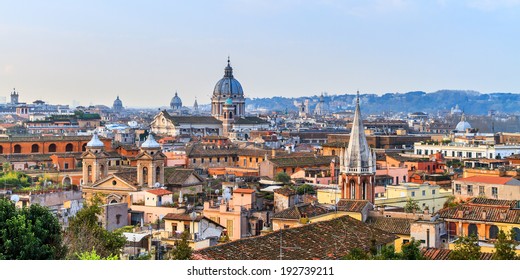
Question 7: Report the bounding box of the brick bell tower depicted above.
[338,91,376,203]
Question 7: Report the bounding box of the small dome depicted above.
[141,134,160,149]
[213,58,243,97]
[87,133,104,148]
[170,92,182,110]
[225,98,233,105]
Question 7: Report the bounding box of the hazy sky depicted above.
[1,0,520,108]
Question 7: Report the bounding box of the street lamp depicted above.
[190,211,197,241]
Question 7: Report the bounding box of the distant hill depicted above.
[246,90,520,115]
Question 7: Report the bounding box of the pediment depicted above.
[89,175,139,192]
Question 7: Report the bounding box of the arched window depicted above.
[513,227,520,242]
[489,225,499,239]
[14,144,21,154]
[62,177,71,186]
[143,167,148,186]
[362,181,367,200]
[468,223,478,238]
[65,143,73,152]
[350,180,356,199]
[99,164,105,178]
[48,144,57,153]
[87,165,92,183]
[229,111,233,119]
[156,166,161,183]
[31,144,39,153]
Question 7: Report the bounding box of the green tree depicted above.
[342,248,370,260]
[77,248,118,260]
[274,172,291,184]
[63,197,126,259]
[171,231,193,260]
[296,184,316,195]
[404,198,421,213]
[400,238,424,260]
[450,234,481,260]
[0,199,66,260]
[493,229,518,260]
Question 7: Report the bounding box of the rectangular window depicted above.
[422,190,426,196]
[193,159,196,163]
[172,223,178,231]
[201,158,204,163]
[209,158,212,163]
[467,185,473,195]
[225,157,228,162]
[217,157,220,163]
[492,187,498,198]
[64,163,69,169]
[432,190,436,195]
[226,220,234,238]
[249,157,252,162]
[479,186,485,196]
[411,191,415,197]
[256,158,258,163]
[455,184,461,194]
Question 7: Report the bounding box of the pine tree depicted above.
[171,231,193,260]
[493,229,518,260]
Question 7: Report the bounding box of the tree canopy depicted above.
[63,196,126,259]
[450,234,481,260]
[274,172,291,184]
[493,229,518,260]
[0,199,66,260]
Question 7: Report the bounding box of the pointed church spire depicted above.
[342,90,374,174]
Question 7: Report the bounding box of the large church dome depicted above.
[113,96,123,111]
[170,92,182,110]
[213,58,243,97]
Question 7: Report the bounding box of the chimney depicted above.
[482,210,487,220]
[271,149,276,158]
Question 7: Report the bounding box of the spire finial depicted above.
[227,56,230,65]
[356,90,360,105]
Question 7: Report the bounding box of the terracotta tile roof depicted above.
[186,144,238,157]
[233,188,255,194]
[146,189,173,196]
[162,110,222,125]
[113,171,138,186]
[468,197,518,208]
[164,168,203,186]
[438,198,520,223]
[163,213,204,222]
[234,116,269,125]
[273,187,297,197]
[455,176,520,186]
[272,203,332,220]
[421,248,493,260]
[386,153,430,162]
[192,215,397,260]
[366,217,412,235]
[336,199,372,212]
[268,155,337,168]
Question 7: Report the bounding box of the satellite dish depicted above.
[223,188,231,201]
[10,195,19,203]
[215,189,220,195]
[154,182,161,188]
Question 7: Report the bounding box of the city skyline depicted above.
[1,1,520,108]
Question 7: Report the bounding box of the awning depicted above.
[123,232,150,242]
